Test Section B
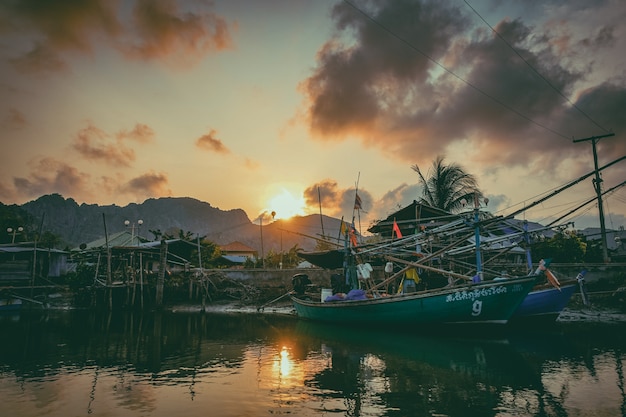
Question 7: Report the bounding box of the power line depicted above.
[462,0,611,134]
[343,0,574,140]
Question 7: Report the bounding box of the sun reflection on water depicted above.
[281,346,293,376]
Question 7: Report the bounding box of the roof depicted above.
[75,230,147,250]
[221,255,252,264]
[0,246,67,254]
[368,200,458,235]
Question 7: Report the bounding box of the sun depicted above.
[267,189,306,220]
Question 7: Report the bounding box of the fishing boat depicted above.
[511,267,588,322]
[292,195,588,326]
[512,281,578,321]
[0,297,23,312]
[291,274,538,325]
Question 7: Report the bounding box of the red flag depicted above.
[393,219,402,238]
[354,192,362,210]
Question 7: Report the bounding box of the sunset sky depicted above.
[1,0,625,233]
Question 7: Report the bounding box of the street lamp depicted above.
[124,219,143,245]
[271,211,283,269]
[7,226,23,244]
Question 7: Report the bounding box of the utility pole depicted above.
[573,132,615,263]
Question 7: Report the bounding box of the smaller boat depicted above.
[0,297,23,312]
[512,281,578,322]
[512,269,588,322]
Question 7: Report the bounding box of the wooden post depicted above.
[155,239,168,308]
[130,251,136,308]
[103,213,112,310]
[139,252,144,310]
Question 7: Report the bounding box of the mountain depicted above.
[18,194,344,253]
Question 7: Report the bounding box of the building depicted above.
[219,241,257,266]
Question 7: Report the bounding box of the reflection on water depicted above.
[0,310,625,417]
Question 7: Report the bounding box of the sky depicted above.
[1,0,625,234]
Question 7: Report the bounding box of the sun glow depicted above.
[267,188,306,219]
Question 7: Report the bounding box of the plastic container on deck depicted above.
[321,288,333,302]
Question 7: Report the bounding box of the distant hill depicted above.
[18,194,345,253]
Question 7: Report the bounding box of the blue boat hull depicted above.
[0,298,23,312]
[512,283,577,320]
[292,276,537,325]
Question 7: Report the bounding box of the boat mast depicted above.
[318,186,326,239]
[573,133,615,263]
[473,198,482,282]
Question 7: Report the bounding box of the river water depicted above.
[1,307,625,417]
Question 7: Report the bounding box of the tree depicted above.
[39,230,63,249]
[412,156,483,213]
[192,239,222,268]
[149,228,163,241]
[530,231,586,263]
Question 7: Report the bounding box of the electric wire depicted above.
[343,0,572,140]
[462,0,611,135]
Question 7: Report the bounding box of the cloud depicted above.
[373,182,421,218]
[195,129,230,154]
[301,0,626,177]
[244,158,260,170]
[116,123,156,143]
[0,181,18,203]
[303,179,374,218]
[2,156,172,204]
[72,122,136,167]
[118,171,172,199]
[2,108,28,129]
[2,0,120,73]
[117,0,233,66]
[10,42,69,74]
[11,157,92,200]
[1,0,233,73]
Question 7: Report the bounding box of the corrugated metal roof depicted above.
[75,231,145,250]
[221,255,253,264]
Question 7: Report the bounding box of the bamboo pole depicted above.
[367,231,475,293]
[385,255,471,281]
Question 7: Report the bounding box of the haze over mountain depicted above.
[18,194,345,253]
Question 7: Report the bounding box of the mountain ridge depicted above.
[17,194,344,253]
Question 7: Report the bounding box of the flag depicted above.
[354,192,362,210]
[349,224,358,247]
[392,219,402,238]
[340,220,347,236]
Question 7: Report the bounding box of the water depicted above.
[1,308,625,417]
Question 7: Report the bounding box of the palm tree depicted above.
[411,156,483,213]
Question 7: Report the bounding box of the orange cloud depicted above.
[118,171,172,199]
[3,108,28,129]
[4,0,119,73]
[2,0,233,73]
[303,179,373,218]
[72,123,136,167]
[11,157,93,201]
[116,123,156,143]
[195,129,230,154]
[117,0,233,67]
[244,158,260,170]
